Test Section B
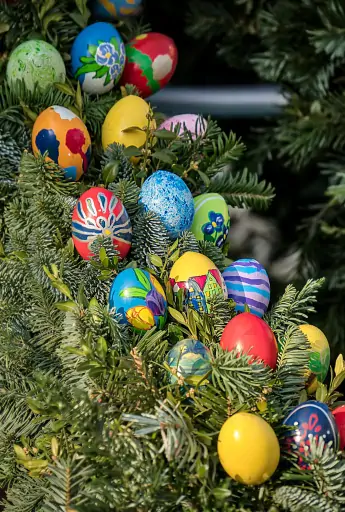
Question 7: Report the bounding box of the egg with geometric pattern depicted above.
[72,187,132,260]
[32,106,91,181]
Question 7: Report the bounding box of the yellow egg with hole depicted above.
[102,94,155,150]
[217,412,280,485]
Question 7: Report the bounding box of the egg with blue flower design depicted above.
[72,187,132,260]
[283,400,339,469]
[71,22,125,95]
[109,268,167,331]
[93,0,142,19]
[139,171,194,239]
[190,193,230,248]
[166,339,212,387]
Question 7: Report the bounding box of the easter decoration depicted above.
[169,252,227,313]
[298,324,330,394]
[220,312,278,369]
[222,258,270,317]
[32,106,91,181]
[218,412,280,485]
[139,170,194,239]
[283,401,339,468]
[159,114,208,140]
[72,187,132,260]
[191,192,230,247]
[120,32,178,98]
[166,339,212,387]
[332,405,345,450]
[109,268,167,331]
[6,40,66,93]
[93,0,143,19]
[71,22,125,95]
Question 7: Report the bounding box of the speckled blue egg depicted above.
[283,400,339,469]
[71,22,125,95]
[93,0,142,19]
[139,170,195,239]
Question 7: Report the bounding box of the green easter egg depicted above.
[6,40,66,93]
[191,193,230,247]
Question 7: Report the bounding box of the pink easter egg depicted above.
[159,114,207,140]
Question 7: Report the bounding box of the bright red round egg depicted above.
[332,405,345,450]
[220,312,278,369]
[72,187,132,261]
[119,32,178,98]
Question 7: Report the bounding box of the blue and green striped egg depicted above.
[222,258,270,318]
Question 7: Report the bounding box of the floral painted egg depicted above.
[169,251,227,313]
[159,114,207,140]
[102,95,155,150]
[191,193,230,248]
[93,0,142,19]
[166,339,212,386]
[72,187,132,260]
[7,40,66,93]
[332,405,345,450]
[220,312,278,369]
[119,32,178,98]
[298,324,330,394]
[222,259,270,318]
[32,106,91,181]
[109,268,167,331]
[71,22,125,95]
[284,401,339,468]
[139,171,194,239]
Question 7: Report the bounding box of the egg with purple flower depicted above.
[190,193,230,248]
[159,114,207,140]
[109,268,167,331]
[71,22,125,95]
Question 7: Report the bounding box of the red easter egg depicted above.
[333,405,345,450]
[72,187,132,260]
[119,32,178,98]
[220,312,278,369]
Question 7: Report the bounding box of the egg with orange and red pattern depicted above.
[72,187,132,261]
[32,106,91,181]
[119,32,178,98]
[93,0,142,20]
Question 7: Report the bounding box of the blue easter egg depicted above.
[222,259,270,318]
[139,170,194,239]
[71,22,125,95]
[167,339,212,386]
[109,268,167,331]
[93,0,142,20]
[283,400,339,468]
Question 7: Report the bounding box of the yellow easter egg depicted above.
[169,251,227,314]
[299,324,330,394]
[217,412,280,485]
[102,95,155,150]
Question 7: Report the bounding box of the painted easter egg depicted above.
[139,170,194,239]
[218,413,280,485]
[109,268,167,331]
[7,40,65,93]
[71,22,125,95]
[191,193,230,248]
[332,405,345,450]
[222,259,270,318]
[119,32,178,98]
[72,187,132,260]
[283,401,339,468]
[166,339,212,386]
[159,114,207,140]
[220,312,278,369]
[298,324,330,394]
[102,95,155,150]
[169,251,227,313]
[32,106,91,181]
[93,0,142,19]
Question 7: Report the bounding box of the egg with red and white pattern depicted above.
[32,106,91,181]
[119,32,178,98]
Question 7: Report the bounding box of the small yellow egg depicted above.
[169,251,216,283]
[102,95,156,150]
[217,412,280,485]
[299,324,330,394]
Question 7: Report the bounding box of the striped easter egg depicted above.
[222,259,270,317]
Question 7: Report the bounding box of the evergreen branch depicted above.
[132,211,171,269]
[1,473,46,512]
[198,241,227,271]
[209,168,275,209]
[273,486,339,512]
[109,179,140,217]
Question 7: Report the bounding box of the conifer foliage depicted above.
[0,1,344,511]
